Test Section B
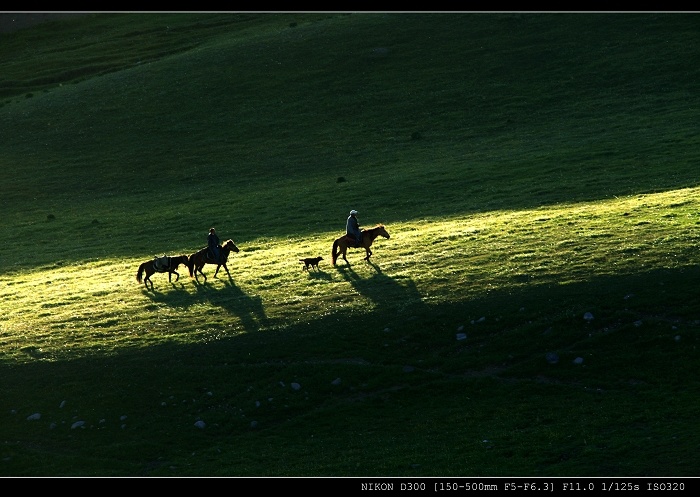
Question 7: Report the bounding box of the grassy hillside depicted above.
[0,12,699,477]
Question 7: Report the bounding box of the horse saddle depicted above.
[153,256,170,272]
[206,247,221,263]
[346,233,363,248]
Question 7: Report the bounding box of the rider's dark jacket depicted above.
[346,215,360,244]
[208,232,221,260]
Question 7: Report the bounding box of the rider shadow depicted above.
[337,261,425,316]
[191,277,268,332]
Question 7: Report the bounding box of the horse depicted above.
[332,224,390,265]
[136,254,190,290]
[187,239,240,282]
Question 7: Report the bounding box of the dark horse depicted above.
[187,239,240,282]
[332,224,390,265]
[136,254,190,290]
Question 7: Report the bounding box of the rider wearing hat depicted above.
[346,210,361,247]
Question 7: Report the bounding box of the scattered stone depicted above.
[59,401,66,408]
[71,421,85,429]
[194,420,206,429]
[26,413,41,421]
[546,352,559,364]
[331,378,342,386]
[291,382,301,390]
[583,312,594,321]
[456,333,467,341]
[573,357,584,365]
[250,421,258,428]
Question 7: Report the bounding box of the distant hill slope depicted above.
[0,13,86,33]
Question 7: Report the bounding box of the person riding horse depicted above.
[208,227,221,263]
[346,210,361,247]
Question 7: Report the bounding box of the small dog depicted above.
[300,256,323,271]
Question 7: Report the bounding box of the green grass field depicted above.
[1,12,699,477]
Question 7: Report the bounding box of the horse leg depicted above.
[171,270,179,282]
[364,247,372,261]
[342,247,349,264]
[222,264,231,278]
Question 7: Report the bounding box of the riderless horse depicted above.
[136,254,190,290]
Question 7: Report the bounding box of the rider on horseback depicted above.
[208,227,221,263]
[346,210,361,248]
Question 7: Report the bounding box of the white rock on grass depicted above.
[26,413,41,421]
[194,420,206,429]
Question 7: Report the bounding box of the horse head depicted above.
[378,225,390,239]
[224,239,240,253]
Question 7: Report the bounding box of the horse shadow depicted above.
[336,261,425,316]
[190,277,268,332]
[142,276,267,333]
[141,280,191,301]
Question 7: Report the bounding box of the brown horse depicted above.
[187,239,240,281]
[136,254,190,290]
[332,224,390,265]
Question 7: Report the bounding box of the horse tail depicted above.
[332,239,339,265]
[187,256,195,277]
[136,263,144,283]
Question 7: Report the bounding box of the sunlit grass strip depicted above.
[2,186,698,364]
